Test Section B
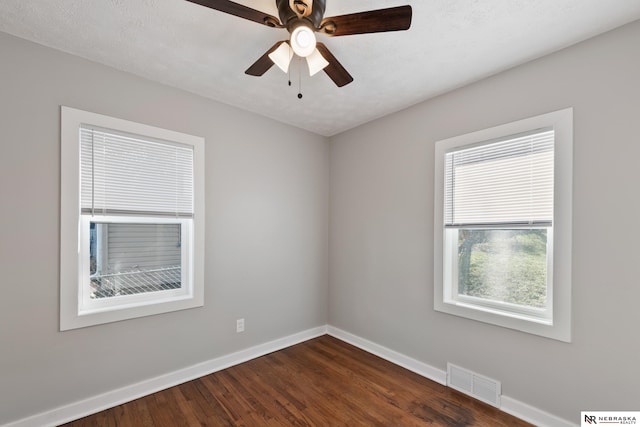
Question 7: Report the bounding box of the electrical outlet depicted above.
[236,318,245,333]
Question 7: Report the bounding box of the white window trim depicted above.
[60,106,205,331]
[433,108,572,342]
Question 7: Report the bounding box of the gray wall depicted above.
[329,20,640,421]
[2,18,640,426]
[0,32,328,424]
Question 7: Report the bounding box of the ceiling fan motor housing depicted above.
[277,0,326,31]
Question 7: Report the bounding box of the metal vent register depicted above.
[447,363,501,407]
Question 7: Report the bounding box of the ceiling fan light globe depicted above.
[268,42,294,73]
[306,48,329,76]
[291,25,316,57]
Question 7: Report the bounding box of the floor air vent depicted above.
[447,363,501,408]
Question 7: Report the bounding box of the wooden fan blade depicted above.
[315,43,353,87]
[319,5,412,37]
[245,42,284,76]
[185,0,282,28]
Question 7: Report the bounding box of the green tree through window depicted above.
[458,229,547,308]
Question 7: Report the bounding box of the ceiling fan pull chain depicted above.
[298,57,303,99]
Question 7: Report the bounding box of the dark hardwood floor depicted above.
[60,335,532,426]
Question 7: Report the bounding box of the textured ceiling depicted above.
[1,0,640,136]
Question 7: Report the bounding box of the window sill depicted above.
[434,297,570,342]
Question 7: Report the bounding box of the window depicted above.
[60,106,205,330]
[434,108,572,342]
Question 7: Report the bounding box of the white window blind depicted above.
[80,126,194,217]
[444,128,554,227]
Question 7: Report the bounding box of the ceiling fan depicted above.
[185,0,412,87]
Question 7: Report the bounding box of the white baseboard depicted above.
[501,396,577,427]
[2,325,327,427]
[326,325,447,385]
[3,324,574,427]
[326,325,575,427]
